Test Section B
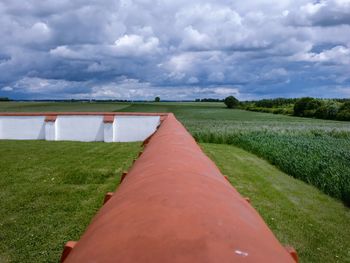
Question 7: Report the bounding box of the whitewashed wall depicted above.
[114,116,160,142]
[56,116,104,142]
[0,115,161,142]
[0,116,45,140]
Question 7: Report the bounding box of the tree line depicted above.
[223,96,350,121]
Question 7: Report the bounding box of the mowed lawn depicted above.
[0,140,140,263]
[1,140,349,263]
[201,143,350,263]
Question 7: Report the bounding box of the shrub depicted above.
[336,102,350,121]
[272,108,284,114]
[315,100,340,120]
[224,96,239,109]
[255,98,297,108]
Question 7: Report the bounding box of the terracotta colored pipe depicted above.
[62,113,296,263]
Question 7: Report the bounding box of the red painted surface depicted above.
[45,115,57,122]
[103,192,114,205]
[120,171,128,183]
[60,241,77,263]
[285,246,299,262]
[62,113,296,263]
[103,115,114,123]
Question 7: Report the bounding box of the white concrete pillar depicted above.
[45,121,56,141]
[103,115,114,143]
[104,123,113,142]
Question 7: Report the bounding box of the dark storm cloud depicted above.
[0,0,350,100]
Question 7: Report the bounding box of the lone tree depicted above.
[155,96,160,102]
[224,96,239,109]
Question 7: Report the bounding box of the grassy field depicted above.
[1,101,350,204]
[1,101,350,262]
[0,140,140,263]
[0,140,348,262]
[0,101,130,112]
[118,103,350,205]
[202,143,350,263]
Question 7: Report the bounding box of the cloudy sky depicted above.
[0,0,350,100]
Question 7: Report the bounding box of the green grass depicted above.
[0,101,130,112]
[1,101,350,204]
[201,143,350,263]
[0,102,350,262]
[0,140,140,263]
[119,103,350,205]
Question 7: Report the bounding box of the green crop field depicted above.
[0,101,130,112]
[119,103,350,206]
[1,101,350,262]
[202,143,350,263]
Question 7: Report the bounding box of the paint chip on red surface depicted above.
[235,249,249,257]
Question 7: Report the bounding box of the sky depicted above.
[0,0,350,100]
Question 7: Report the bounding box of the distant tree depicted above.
[315,100,340,120]
[0,97,10,101]
[224,96,239,109]
[200,98,223,102]
[294,97,322,117]
[255,98,297,108]
[155,96,160,102]
[336,101,350,121]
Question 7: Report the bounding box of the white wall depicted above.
[0,116,45,140]
[45,121,56,141]
[56,116,104,142]
[104,123,113,143]
[0,115,161,142]
[114,116,160,142]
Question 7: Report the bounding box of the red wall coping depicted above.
[62,113,296,263]
[103,115,114,123]
[0,112,168,117]
[45,115,57,122]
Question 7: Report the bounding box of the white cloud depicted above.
[181,26,211,50]
[50,45,80,59]
[1,0,350,99]
[1,86,13,91]
[293,45,350,64]
[113,34,160,56]
[287,0,350,26]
